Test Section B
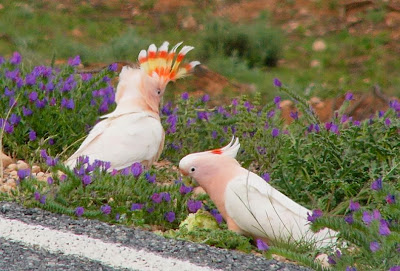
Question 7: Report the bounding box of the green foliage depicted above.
[164,227,253,253]
[200,18,284,68]
[0,61,117,161]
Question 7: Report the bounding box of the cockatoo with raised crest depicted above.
[179,137,338,249]
[66,42,200,170]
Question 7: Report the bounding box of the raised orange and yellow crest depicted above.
[138,42,200,85]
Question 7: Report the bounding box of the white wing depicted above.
[225,171,337,248]
[65,112,164,170]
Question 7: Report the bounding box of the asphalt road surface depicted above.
[0,201,312,271]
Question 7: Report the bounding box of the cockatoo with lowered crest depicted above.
[66,42,200,170]
[179,137,338,249]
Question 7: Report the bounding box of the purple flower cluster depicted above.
[307,209,323,222]
[33,191,46,204]
[187,200,202,213]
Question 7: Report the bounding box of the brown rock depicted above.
[312,39,327,52]
[193,186,206,196]
[7,163,17,171]
[32,165,41,174]
[1,151,13,168]
[16,160,29,170]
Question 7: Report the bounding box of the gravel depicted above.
[0,201,312,271]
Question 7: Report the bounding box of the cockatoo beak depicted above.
[179,168,189,176]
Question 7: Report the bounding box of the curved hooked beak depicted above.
[179,168,188,176]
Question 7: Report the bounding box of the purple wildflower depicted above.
[231,98,238,106]
[371,178,382,191]
[161,192,171,202]
[181,92,189,100]
[39,195,46,204]
[373,209,381,220]
[261,173,270,182]
[256,239,269,251]
[46,156,58,166]
[271,128,279,138]
[307,209,323,222]
[179,184,192,194]
[161,102,172,116]
[68,55,81,66]
[385,118,391,126]
[35,98,47,109]
[34,191,40,201]
[4,87,14,97]
[379,219,391,236]
[109,63,118,71]
[81,73,92,81]
[389,267,400,271]
[273,78,282,87]
[100,204,112,215]
[10,52,22,65]
[349,200,360,212]
[244,101,254,112]
[210,209,223,223]
[327,256,337,265]
[4,121,13,134]
[47,177,54,185]
[166,114,178,134]
[28,130,37,141]
[344,214,354,224]
[165,211,175,223]
[130,162,143,177]
[82,175,92,186]
[341,114,349,123]
[147,207,155,213]
[20,106,31,118]
[362,211,372,225]
[17,169,30,180]
[197,111,209,121]
[120,167,130,176]
[46,81,55,91]
[75,207,84,217]
[290,111,299,120]
[151,193,163,204]
[386,194,396,204]
[187,200,202,213]
[370,241,380,252]
[40,149,48,159]
[267,110,275,118]
[345,92,354,101]
[28,91,38,102]
[201,94,210,103]
[59,174,67,182]
[273,96,281,106]
[353,120,361,127]
[61,98,75,110]
[346,267,357,271]
[145,173,156,183]
[211,130,218,139]
[9,114,21,125]
[131,203,143,211]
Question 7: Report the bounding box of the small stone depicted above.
[16,160,29,170]
[312,39,327,52]
[310,59,321,68]
[315,253,330,267]
[0,184,12,193]
[6,179,16,187]
[7,163,17,171]
[193,186,206,195]
[9,170,18,177]
[32,165,41,173]
[1,151,13,168]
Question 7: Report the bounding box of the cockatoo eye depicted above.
[157,89,161,95]
[190,167,196,173]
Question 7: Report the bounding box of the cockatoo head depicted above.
[179,137,241,178]
[115,42,200,115]
[138,41,200,92]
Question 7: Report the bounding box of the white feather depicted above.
[225,171,337,248]
[66,112,164,170]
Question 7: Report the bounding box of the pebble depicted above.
[312,39,326,52]
[17,160,29,170]
[7,164,17,171]
[32,166,41,174]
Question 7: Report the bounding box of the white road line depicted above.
[0,217,219,271]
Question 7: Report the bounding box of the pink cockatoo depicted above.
[66,42,200,170]
[179,137,338,249]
